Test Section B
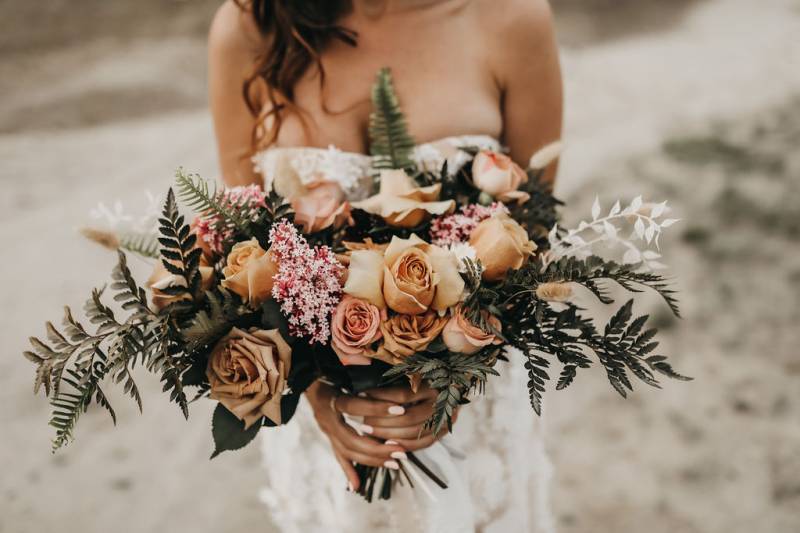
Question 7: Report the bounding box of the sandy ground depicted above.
[1,1,799,532]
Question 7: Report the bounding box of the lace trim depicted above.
[252,135,501,199]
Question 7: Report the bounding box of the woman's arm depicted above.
[489,0,563,185]
[208,1,264,187]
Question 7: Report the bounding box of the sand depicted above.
[1,1,798,532]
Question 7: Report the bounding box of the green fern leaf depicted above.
[369,68,417,171]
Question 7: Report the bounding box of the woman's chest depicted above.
[272,8,502,151]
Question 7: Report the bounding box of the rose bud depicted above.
[471,150,529,204]
[442,306,503,355]
[469,213,537,282]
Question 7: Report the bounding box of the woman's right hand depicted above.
[305,380,408,491]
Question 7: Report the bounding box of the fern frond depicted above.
[118,231,159,259]
[174,169,251,233]
[369,68,416,171]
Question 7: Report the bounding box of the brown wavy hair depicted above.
[235,0,357,149]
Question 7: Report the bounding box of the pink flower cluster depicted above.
[269,220,344,344]
[194,185,267,254]
[429,202,508,246]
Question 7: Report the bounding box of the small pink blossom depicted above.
[430,202,508,246]
[269,221,344,344]
[195,185,267,254]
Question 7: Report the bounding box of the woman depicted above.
[209,0,562,531]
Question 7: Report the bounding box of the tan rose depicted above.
[377,311,448,365]
[221,238,278,306]
[147,255,215,311]
[442,306,503,355]
[291,180,352,234]
[331,295,385,366]
[207,327,292,428]
[535,281,573,302]
[472,150,529,204]
[469,213,537,282]
[383,235,465,314]
[352,169,455,228]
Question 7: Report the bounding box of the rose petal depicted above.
[343,250,386,308]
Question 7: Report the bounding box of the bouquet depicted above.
[24,68,689,501]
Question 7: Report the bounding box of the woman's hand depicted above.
[305,380,408,491]
[353,384,457,452]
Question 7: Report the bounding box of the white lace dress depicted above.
[253,136,556,533]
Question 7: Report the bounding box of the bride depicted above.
[208,0,562,531]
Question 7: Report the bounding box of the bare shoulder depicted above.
[474,0,554,35]
[209,0,266,58]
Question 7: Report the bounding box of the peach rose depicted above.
[221,238,278,307]
[147,255,215,311]
[291,180,352,234]
[472,150,529,204]
[469,213,537,282]
[207,327,292,428]
[377,311,448,364]
[442,306,503,355]
[352,170,454,228]
[331,295,385,366]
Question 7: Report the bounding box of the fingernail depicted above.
[391,451,408,460]
[385,440,399,445]
[388,405,405,415]
[384,460,400,470]
[347,482,354,492]
[360,424,374,434]
[357,392,367,398]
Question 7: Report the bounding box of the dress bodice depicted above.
[252,134,501,200]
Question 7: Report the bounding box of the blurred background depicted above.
[1,0,799,532]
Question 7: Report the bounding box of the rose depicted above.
[343,235,465,315]
[353,170,455,228]
[469,213,537,282]
[471,150,529,204]
[291,180,352,234]
[207,327,292,428]
[377,311,448,364]
[331,295,385,365]
[147,255,215,311]
[442,306,503,355]
[221,238,279,306]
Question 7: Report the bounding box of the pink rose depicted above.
[292,180,352,234]
[471,150,529,204]
[442,306,503,355]
[331,295,385,365]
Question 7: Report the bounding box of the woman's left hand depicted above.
[338,384,458,452]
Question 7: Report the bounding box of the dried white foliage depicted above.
[89,190,162,234]
[546,196,680,271]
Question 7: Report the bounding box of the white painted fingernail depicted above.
[360,424,374,434]
[391,451,408,460]
[388,405,405,415]
[347,482,354,492]
[384,460,400,470]
[357,392,367,398]
[385,440,399,445]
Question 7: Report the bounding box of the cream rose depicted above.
[221,238,279,306]
[291,180,352,234]
[352,170,455,228]
[331,295,385,366]
[442,306,503,355]
[472,150,529,204]
[207,327,291,428]
[469,213,537,282]
[147,255,215,311]
[377,311,448,365]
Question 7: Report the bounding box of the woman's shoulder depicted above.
[209,0,267,58]
[472,0,555,44]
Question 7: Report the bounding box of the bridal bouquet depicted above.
[24,69,689,501]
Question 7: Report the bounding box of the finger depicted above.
[364,400,433,428]
[390,433,439,452]
[334,418,407,459]
[368,424,432,441]
[341,448,402,469]
[332,448,360,491]
[335,395,406,418]
[364,386,436,405]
